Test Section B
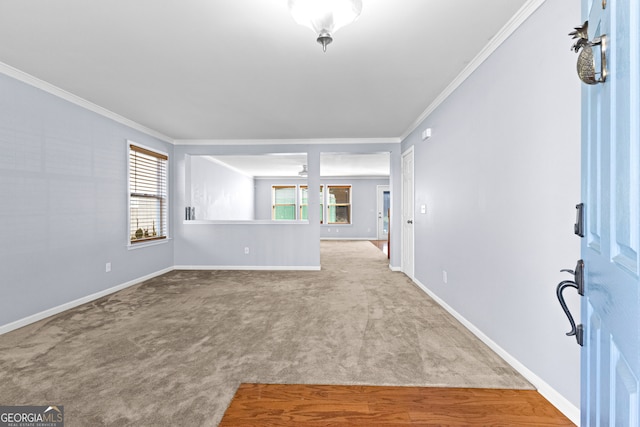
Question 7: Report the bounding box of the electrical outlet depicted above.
[244,247,249,255]
[105,262,111,273]
[442,270,448,284]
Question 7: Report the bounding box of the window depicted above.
[270,184,351,223]
[129,144,168,244]
[300,185,324,223]
[327,185,351,224]
[272,186,297,220]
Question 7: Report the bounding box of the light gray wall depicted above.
[173,144,401,268]
[0,70,402,326]
[0,73,174,327]
[320,177,389,239]
[188,155,255,220]
[174,145,321,268]
[254,177,389,240]
[401,0,581,408]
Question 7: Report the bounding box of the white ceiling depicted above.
[206,152,390,177]
[0,0,532,142]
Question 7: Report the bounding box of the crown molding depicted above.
[0,61,174,144]
[254,175,389,180]
[399,0,547,141]
[0,62,399,146]
[1,0,544,147]
[201,155,254,178]
[173,137,401,146]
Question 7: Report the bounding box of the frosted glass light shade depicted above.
[289,0,362,51]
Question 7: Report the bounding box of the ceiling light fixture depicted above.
[288,0,363,52]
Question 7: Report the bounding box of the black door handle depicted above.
[560,259,584,295]
[556,280,583,346]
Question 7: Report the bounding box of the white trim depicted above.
[320,237,372,241]
[127,238,171,250]
[184,220,308,225]
[389,265,402,272]
[254,176,309,180]
[401,146,415,279]
[0,0,543,149]
[0,261,579,427]
[399,0,547,141]
[272,183,303,221]
[0,265,326,335]
[174,265,321,271]
[173,138,401,146]
[0,62,174,144]
[0,267,173,336]
[127,141,170,246]
[326,184,353,225]
[0,1,544,148]
[254,175,390,180]
[412,277,580,426]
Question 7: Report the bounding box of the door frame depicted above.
[376,185,390,240]
[401,146,415,279]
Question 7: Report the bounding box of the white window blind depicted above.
[129,144,168,244]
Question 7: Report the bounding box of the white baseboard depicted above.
[412,278,580,426]
[389,265,402,272]
[174,265,321,271]
[0,265,577,425]
[0,264,324,335]
[0,267,174,336]
[320,237,374,241]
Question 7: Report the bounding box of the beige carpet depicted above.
[0,241,532,426]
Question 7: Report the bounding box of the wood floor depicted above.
[219,384,575,426]
[370,240,389,257]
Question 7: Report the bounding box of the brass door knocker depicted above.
[570,21,608,85]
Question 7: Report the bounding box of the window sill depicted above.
[183,220,309,225]
[127,238,172,250]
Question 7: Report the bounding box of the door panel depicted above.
[581,0,640,425]
[610,0,639,276]
[586,302,606,424]
[402,148,414,278]
[613,345,639,424]
[586,67,603,253]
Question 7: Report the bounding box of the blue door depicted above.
[581,0,640,424]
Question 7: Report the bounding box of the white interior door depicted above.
[376,185,390,240]
[402,148,414,278]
